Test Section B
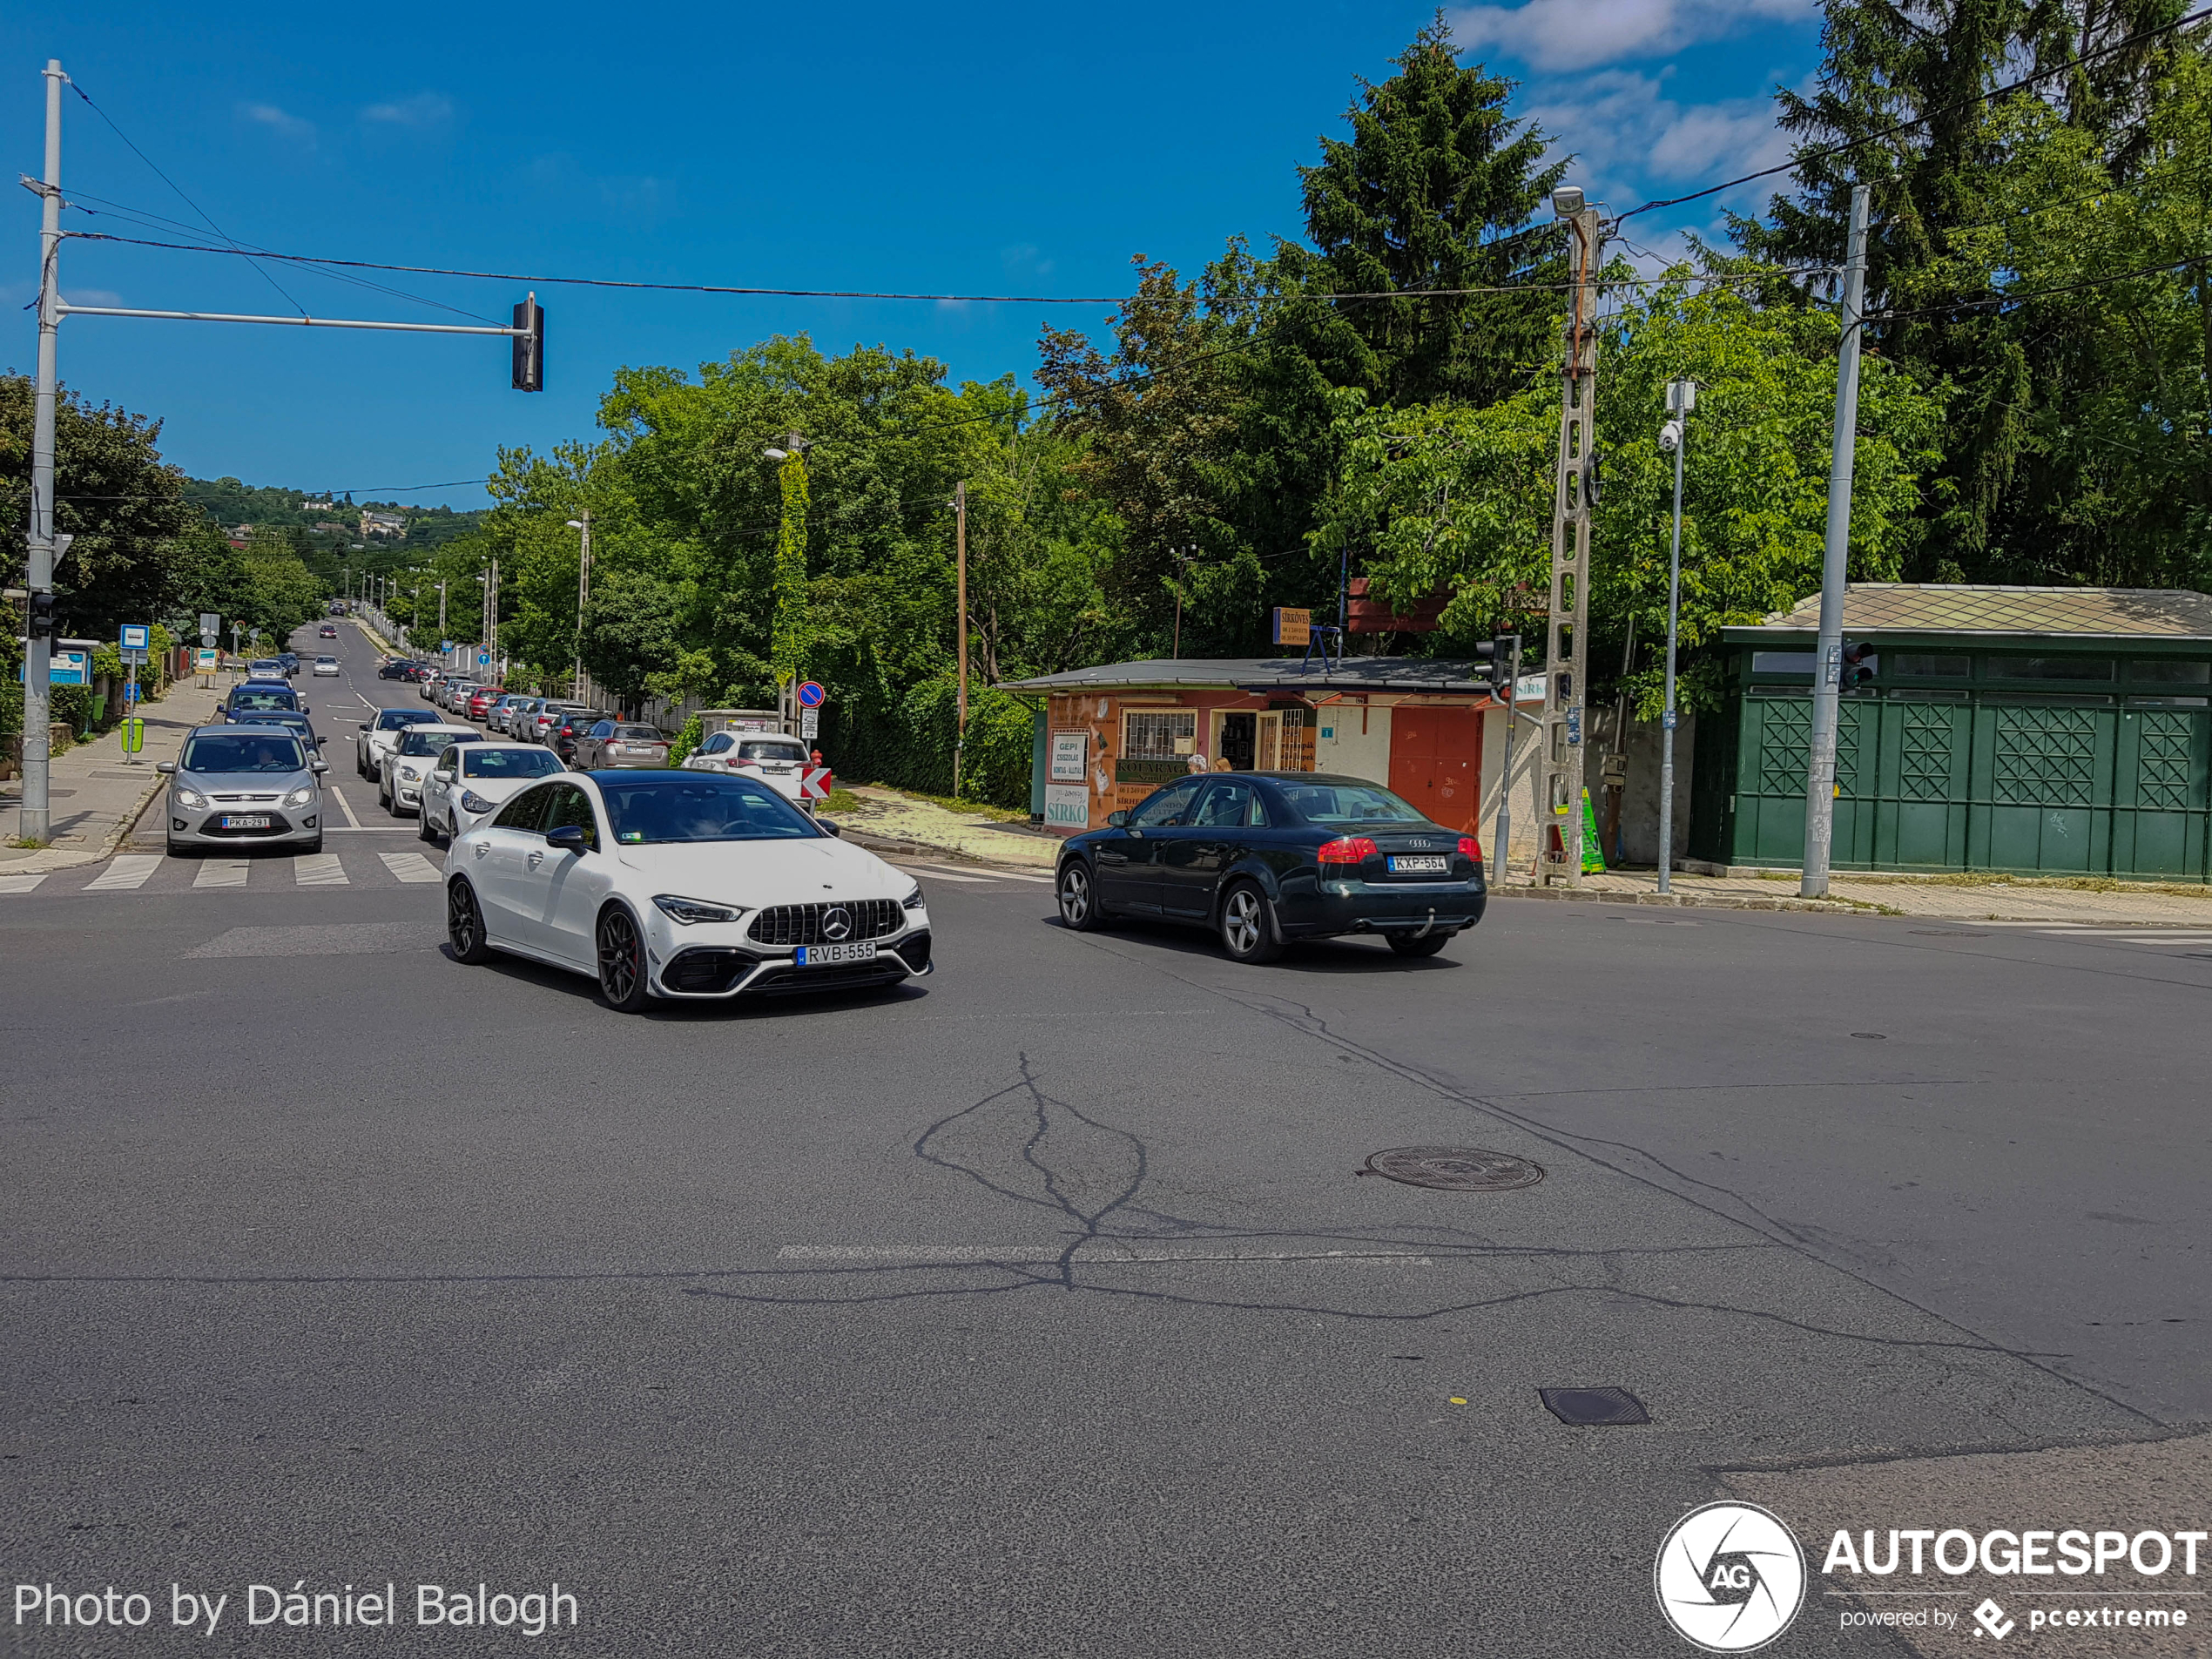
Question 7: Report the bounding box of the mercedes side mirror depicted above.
[545,823,590,855]
[819,818,843,838]
[1107,810,1130,827]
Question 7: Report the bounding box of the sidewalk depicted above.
[823,784,2212,925]
[0,674,229,873]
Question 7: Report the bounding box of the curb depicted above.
[1493,884,1881,914]
[836,822,1061,880]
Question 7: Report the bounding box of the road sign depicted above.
[119,623,151,650]
[1271,607,1312,646]
[478,651,490,667]
[195,648,219,677]
[796,680,826,709]
[799,708,819,739]
[199,611,219,637]
[799,765,833,800]
[122,680,140,702]
[442,640,454,652]
[119,718,145,753]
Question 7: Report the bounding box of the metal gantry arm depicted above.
[56,301,529,339]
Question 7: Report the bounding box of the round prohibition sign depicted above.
[796,680,827,709]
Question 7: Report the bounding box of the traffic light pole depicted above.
[1800,184,1871,900]
[20,60,64,843]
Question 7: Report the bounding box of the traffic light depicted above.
[1840,639,1876,691]
[511,293,544,393]
[26,591,55,639]
[1473,633,1521,694]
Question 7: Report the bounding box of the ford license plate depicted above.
[796,941,877,967]
[219,814,273,830]
[1387,854,1448,874]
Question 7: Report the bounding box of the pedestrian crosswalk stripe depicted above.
[194,859,250,889]
[378,851,442,884]
[894,864,995,883]
[293,853,348,887]
[84,855,159,891]
[0,873,49,894]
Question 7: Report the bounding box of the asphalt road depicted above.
[1,623,2204,1656]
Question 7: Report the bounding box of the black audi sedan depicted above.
[1055,772,1485,964]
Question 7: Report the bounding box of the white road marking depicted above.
[893,865,995,884]
[292,853,348,887]
[329,786,363,828]
[0,873,50,894]
[84,855,159,892]
[907,860,1054,884]
[378,851,442,884]
[775,1244,1433,1265]
[193,859,250,889]
[2047,927,2212,939]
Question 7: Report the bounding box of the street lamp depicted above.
[763,436,811,737]
[1656,379,1694,894]
[566,514,591,701]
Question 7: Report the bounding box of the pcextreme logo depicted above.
[1656,1501,1809,1653]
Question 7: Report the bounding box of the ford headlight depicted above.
[652,894,745,925]
[283,785,314,808]
[174,786,208,810]
[902,882,926,910]
[460,790,496,814]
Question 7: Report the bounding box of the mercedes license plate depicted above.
[1387,854,1448,874]
[219,814,273,830]
[796,941,877,967]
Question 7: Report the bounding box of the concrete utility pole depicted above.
[20,59,66,843]
[1657,380,1694,894]
[1536,188,1604,886]
[953,480,968,799]
[566,509,592,701]
[1801,184,1871,900]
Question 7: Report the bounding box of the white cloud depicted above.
[362,91,454,128]
[239,102,316,145]
[1526,69,1791,209]
[62,287,123,307]
[1451,0,1813,71]
[1000,244,1056,279]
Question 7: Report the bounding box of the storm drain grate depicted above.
[1361,1147,1545,1191]
[1539,1386,1649,1426]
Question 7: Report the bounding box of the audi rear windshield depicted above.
[1274,782,1427,826]
[597,775,821,844]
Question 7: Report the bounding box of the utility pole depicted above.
[1536,187,1603,886]
[1657,381,1694,894]
[1801,184,1871,900]
[953,480,968,799]
[20,59,65,843]
[437,580,447,636]
[567,509,592,701]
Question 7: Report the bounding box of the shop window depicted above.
[1890,653,1970,678]
[2129,659,2212,684]
[1988,657,2114,681]
[1122,710,1197,760]
[1751,651,1816,675]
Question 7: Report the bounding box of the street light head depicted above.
[1551,185,1585,219]
[762,447,789,462]
[564,519,583,529]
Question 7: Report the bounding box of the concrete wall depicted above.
[1312,703,1393,783]
[1602,709,1698,868]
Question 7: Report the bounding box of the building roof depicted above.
[1725,584,2212,641]
[996,656,1494,695]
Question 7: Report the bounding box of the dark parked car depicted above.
[548,711,610,765]
[1054,772,1486,964]
[377,658,410,679]
[572,720,670,771]
[276,651,300,677]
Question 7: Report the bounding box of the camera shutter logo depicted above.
[1654,1501,1806,1652]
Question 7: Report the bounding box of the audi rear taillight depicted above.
[1316,835,1378,866]
[1458,835,1482,863]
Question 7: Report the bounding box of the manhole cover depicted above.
[1362,1147,1545,1191]
[1539,1386,1649,1426]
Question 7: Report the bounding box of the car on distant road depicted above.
[380,723,479,815]
[417,741,566,843]
[486,694,529,735]
[442,680,479,715]
[1054,772,1487,965]
[572,720,670,771]
[230,708,322,753]
[442,769,932,1011]
[312,655,341,677]
[247,658,287,680]
[419,671,445,700]
[277,651,300,678]
[319,623,339,639]
[521,701,588,745]
[683,731,811,801]
[158,725,327,857]
[224,682,303,718]
[378,658,411,680]
[354,706,446,779]
[547,710,609,766]
[467,685,506,722]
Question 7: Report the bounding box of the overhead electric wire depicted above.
[1614,2,2212,222]
[1866,253,2208,321]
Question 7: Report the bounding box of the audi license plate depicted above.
[795,941,877,967]
[1387,854,1448,874]
[219,814,273,830]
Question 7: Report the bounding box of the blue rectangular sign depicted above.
[119,624,151,650]
[19,651,89,686]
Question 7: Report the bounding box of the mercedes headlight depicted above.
[652,894,745,926]
[174,786,208,811]
[460,790,496,814]
[902,882,926,910]
[283,786,314,808]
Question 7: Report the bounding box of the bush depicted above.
[667,714,704,767]
[51,686,92,737]
[827,675,1035,810]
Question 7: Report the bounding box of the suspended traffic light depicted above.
[1840,639,1877,691]
[511,293,544,393]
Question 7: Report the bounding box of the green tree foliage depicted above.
[582,566,683,712]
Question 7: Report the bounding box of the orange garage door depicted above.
[1387,706,1482,833]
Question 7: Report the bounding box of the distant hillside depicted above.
[182,476,486,552]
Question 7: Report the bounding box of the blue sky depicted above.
[3,1,1823,511]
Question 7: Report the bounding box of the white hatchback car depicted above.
[442,770,931,1011]
[380,722,478,814]
[417,741,567,843]
[312,655,341,677]
[684,731,813,800]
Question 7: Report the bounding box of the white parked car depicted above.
[380,722,478,815]
[417,741,567,843]
[312,655,341,677]
[684,730,813,800]
[442,770,931,1011]
[354,707,448,779]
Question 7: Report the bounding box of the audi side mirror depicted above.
[1106,810,1130,827]
[545,823,589,855]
